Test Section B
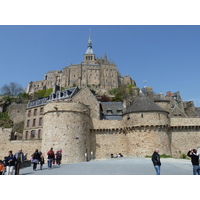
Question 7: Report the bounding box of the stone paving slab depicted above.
[18,157,193,175]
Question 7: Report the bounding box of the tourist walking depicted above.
[5,151,16,175]
[187,149,200,175]
[39,151,45,170]
[32,149,41,171]
[14,149,25,175]
[56,149,62,165]
[47,148,55,169]
[151,149,161,175]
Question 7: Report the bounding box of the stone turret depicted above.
[42,101,93,164]
[123,91,169,127]
[122,91,171,156]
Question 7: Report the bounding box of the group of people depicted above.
[0,149,25,175]
[0,147,62,175]
[151,148,200,175]
[46,148,62,170]
[31,148,62,171]
[1,147,199,175]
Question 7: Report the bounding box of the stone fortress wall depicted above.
[1,95,200,163]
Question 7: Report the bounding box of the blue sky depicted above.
[1,25,200,106]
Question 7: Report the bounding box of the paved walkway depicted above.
[19,157,193,175]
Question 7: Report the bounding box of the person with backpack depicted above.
[47,148,55,170]
[56,149,62,165]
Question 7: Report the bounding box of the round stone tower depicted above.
[123,91,171,156]
[42,101,92,164]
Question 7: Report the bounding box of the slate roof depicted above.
[100,102,123,116]
[124,91,168,115]
[27,87,79,108]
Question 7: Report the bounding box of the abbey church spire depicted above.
[84,29,95,63]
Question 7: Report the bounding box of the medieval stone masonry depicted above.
[0,36,200,163]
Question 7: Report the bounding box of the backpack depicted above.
[56,151,62,159]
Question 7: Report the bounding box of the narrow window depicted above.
[38,129,41,139]
[28,110,31,117]
[27,120,30,127]
[39,118,43,126]
[34,109,37,116]
[40,107,43,114]
[25,131,29,139]
[31,130,35,139]
[33,119,36,127]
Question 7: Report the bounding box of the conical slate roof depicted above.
[124,91,168,115]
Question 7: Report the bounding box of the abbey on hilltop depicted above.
[1,35,200,164]
[25,35,135,95]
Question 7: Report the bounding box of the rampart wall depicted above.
[1,113,200,162]
[170,117,200,126]
[91,125,171,159]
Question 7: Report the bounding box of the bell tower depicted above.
[84,30,95,63]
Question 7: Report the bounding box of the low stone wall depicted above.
[0,127,42,160]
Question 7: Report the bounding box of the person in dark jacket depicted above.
[187,149,200,175]
[5,151,16,175]
[32,149,41,171]
[56,150,62,165]
[151,149,161,175]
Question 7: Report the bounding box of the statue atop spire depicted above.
[85,29,94,55]
[88,29,92,48]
